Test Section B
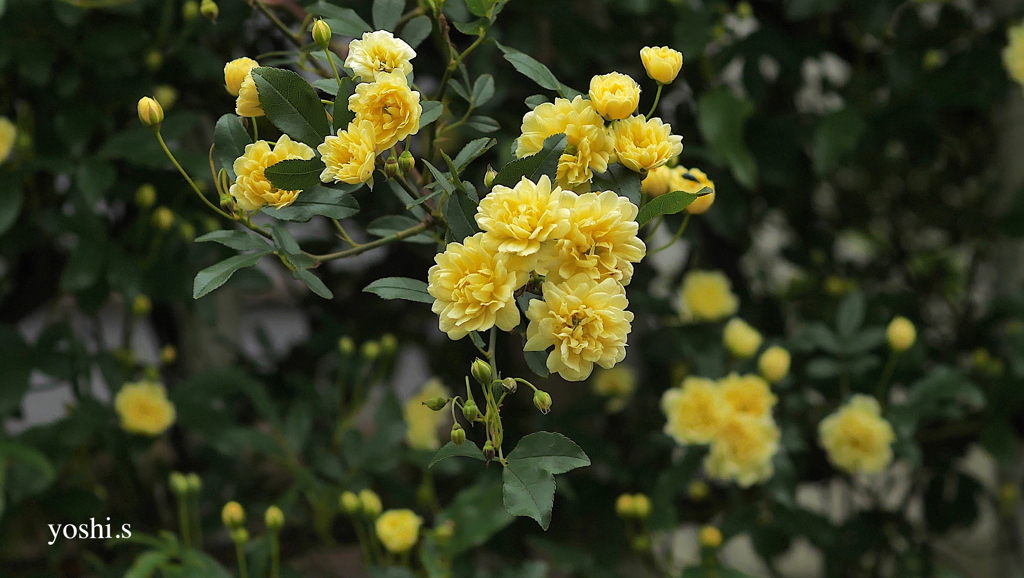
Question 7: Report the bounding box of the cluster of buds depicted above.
[221,501,249,544]
[168,471,202,496]
[340,488,383,519]
[615,493,652,519]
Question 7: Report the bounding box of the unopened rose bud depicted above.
[886,316,916,352]
[338,336,355,356]
[222,501,245,528]
[484,166,497,188]
[160,345,177,365]
[450,423,466,446]
[312,19,332,50]
[699,525,723,549]
[482,440,495,461]
[185,473,202,494]
[383,156,400,180]
[398,150,414,174]
[135,184,156,209]
[687,480,709,501]
[470,358,492,387]
[182,0,199,21]
[361,340,381,361]
[633,494,651,519]
[340,491,360,515]
[153,206,174,231]
[533,390,552,414]
[462,399,479,422]
[137,97,164,128]
[381,333,398,356]
[501,377,517,393]
[359,489,382,518]
[230,527,249,544]
[179,221,195,243]
[200,0,218,23]
[169,472,188,495]
[425,397,449,411]
[132,294,152,318]
[264,505,284,530]
[145,50,163,72]
[615,494,635,518]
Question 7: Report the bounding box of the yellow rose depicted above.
[705,413,779,487]
[224,57,259,96]
[678,270,739,322]
[640,46,683,84]
[428,232,526,340]
[0,117,16,164]
[611,115,683,173]
[886,316,916,352]
[537,190,646,285]
[137,97,164,127]
[359,489,383,518]
[476,175,573,258]
[516,96,614,189]
[403,379,450,451]
[818,395,895,475]
[719,372,776,418]
[758,346,791,383]
[318,119,378,186]
[345,30,416,82]
[614,493,636,518]
[524,274,634,382]
[1004,22,1024,87]
[588,72,641,120]
[668,166,716,214]
[114,381,176,436]
[349,71,422,151]
[699,525,723,549]
[221,501,245,528]
[235,74,264,117]
[375,509,423,553]
[633,493,651,518]
[661,376,729,444]
[723,318,763,359]
[230,135,316,211]
[641,165,674,197]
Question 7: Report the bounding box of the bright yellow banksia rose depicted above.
[640,46,683,84]
[137,97,164,127]
[516,96,614,189]
[524,274,634,381]
[723,318,763,359]
[661,376,729,444]
[886,316,916,352]
[589,72,641,120]
[318,119,378,185]
[1004,22,1024,87]
[236,74,264,117]
[428,232,525,340]
[819,395,895,475]
[641,165,674,197]
[476,175,573,259]
[719,372,776,418]
[224,57,259,96]
[230,135,316,211]
[403,378,450,451]
[114,381,176,436]
[678,270,738,322]
[758,346,791,383]
[670,167,716,214]
[611,116,683,173]
[0,117,16,164]
[346,30,416,82]
[538,191,646,285]
[375,509,423,553]
[349,70,422,151]
[705,413,779,487]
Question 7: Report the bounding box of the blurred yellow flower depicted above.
[318,119,378,185]
[699,525,723,549]
[758,346,791,383]
[611,116,683,173]
[403,379,450,451]
[592,365,637,412]
[705,413,779,487]
[640,46,683,84]
[537,191,646,285]
[641,165,674,197]
[427,233,525,340]
[1003,22,1024,87]
[516,96,614,189]
[221,501,245,528]
[359,489,383,518]
[230,135,316,211]
[678,270,738,322]
[349,71,422,151]
[114,381,176,436]
[375,509,423,553]
[235,74,264,117]
[633,493,651,518]
[669,167,716,214]
[0,117,16,164]
[723,318,762,359]
[661,376,728,444]
[589,72,641,120]
[476,175,572,258]
[614,493,635,518]
[719,372,776,418]
[224,57,259,96]
[818,395,895,474]
[886,316,916,352]
[524,274,634,381]
[346,30,416,82]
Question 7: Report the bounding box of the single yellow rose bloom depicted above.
[516,96,614,190]
[640,46,683,84]
[1004,22,1024,87]
[588,72,641,120]
[403,379,450,451]
[886,316,916,352]
[476,175,573,259]
[318,119,378,186]
[375,509,423,553]
[114,381,176,436]
[0,117,16,164]
[224,57,259,96]
[723,318,763,359]
[349,70,422,152]
[719,372,776,418]
[346,30,416,82]
[611,115,683,173]
[661,376,729,444]
[678,270,739,322]
[235,74,265,117]
[758,346,791,383]
[818,395,895,475]
[704,413,779,487]
[230,135,316,211]
[641,165,674,197]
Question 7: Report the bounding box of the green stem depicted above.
[269,529,280,578]
[252,0,301,44]
[154,129,234,221]
[325,47,344,90]
[876,352,898,409]
[235,541,249,578]
[648,213,691,255]
[252,119,259,142]
[190,492,203,549]
[646,83,664,119]
[313,220,432,262]
[177,494,191,549]
[331,219,361,247]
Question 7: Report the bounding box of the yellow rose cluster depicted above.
[222,29,423,212]
[114,380,177,436]
[661,372,780,487]
[818,395,895,475]
[514,48,684,192]
[428,175,646,381]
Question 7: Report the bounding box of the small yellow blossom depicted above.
[537,191,646,285]
[633,494,651,518]
[678,270,738,322]
[403,379,450,451]
[235,74,264,117]
[349,71,422,151]
[886,316,916,352]
[137,97,164,127]
[230,135,316,211]
[699,525,723,549]
[611,116,683,173]
[640,46,683,84]
[0,117,16,164]
[359,489,383,518]
[1003,22,1024,87]
[115,381,176,436]
[669,166,716,214]
[224,57,259,97]
[758,346,791,383]
[318,119,378,185]
[818,395,895,475]
[524,274,634,381]
[264,506,284,530]
[221,501,245,528]
[723,318,763,359]
[346,30,416,82]
[476,175,573,258]
[641,165,674,197]
[375,509,423,553]
[615,493,635,518]
[719,372,776,418]
[661,376,729,444]
[427,233,525,340]
[705,413,779,487]
[340,491,361,515]
[588,72,641,120]
[517,96,614,189]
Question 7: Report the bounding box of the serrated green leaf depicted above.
[452,138,496,172]
[364,276,433,303]
[195,230,271,252]
[193,252,270,299]
[493,133,567,189]
[307,1,372,37]
[636,189,701,227]
[524,349,550,378]
[502,462,555,529]
[466,115,499,133]
[444,190,479,242]
[264,158,326,191]
[333,78,357,132]
[295,270,333,299]
[251,67,331,147]
[400,15,431,48]
[429,441,486,467]
[372,0,404,31]
[312,79,340,96]
[214,114,251,181]
[261,185,360,222]
[592,163,643,206]
[506,432,591,475]
[419,101,443,129]
[472,74,495,107]
[496,42,579,98]
[423,160,456,194]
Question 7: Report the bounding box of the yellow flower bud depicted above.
[137,97,164,128]
[153,206,174,231]
[222,501,245,528]
[145,50,163,72]
[185,473,202,493]
[758,346,791,383]
[450,423,466,446]
[160,345,177,365]
[182,0,199,21]
[484,166,497,188]
[886,316,916,352]
[359,489,383,518]
[362,340,381,361]
[384,156,400,179]
[132,294,152,318]
[482,440,495,461]
[375,509,423,553]
[224,57,259,97]
[312,19,332,50]
[687,480,709,501]
[340,491,361,515]
[398,150,414,174]
[640,46,683,84]
[502,377,517,393]
[588,72,641,120]
[615,493,635,518]
[723,318,763,359]
[381,333,398,356]
[471,358,492,387]
[633,494,651,519]
[462,399,479,422]
[230,527,249,544]
[264,505,284,530]
[200,0,218,23]
[425,397,449,411]
[338,336,355,356]
[169,472,188,495]
[699,525,723,549]
[154,85,178,110]
[533,390,552,414]
[135,184,156,209]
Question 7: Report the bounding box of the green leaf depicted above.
[835,290,865,337]
[437,478,514,555]
[364,276,433,303]
[61,240,106,292]
[0,184,23,235]
[423,160,456,194]
[524,349,550,378]
[251,67,331,147]
[333,78,357,132]
[636,189,701,227]
[419,101,444,130]
[193,251,271,299]
[506,431,591,475]
[214,114,252,181]
[367,215,434,244]
[195,230,271,252]
[261,185,360,222]
[697,88,757,189]
[124,551,171,578]
[472,74,495,107]
[270,223,301,256]
[502,461,555,530]
[429,441,486,467]
[453,138,496,172]
[465,0,497,17]
[400,15,432,48]
[786,0,845,19]
[264,158,326,191]
[312,79,340,96]
[372,0,404,31]
[812,108,865,176]
[493,133,567,189]
[466,115,500,133]
[496,42,579,98]
[0,442,56,488]
[307,1,372,37]
[591,163,643,206]
[444,190,480,242]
